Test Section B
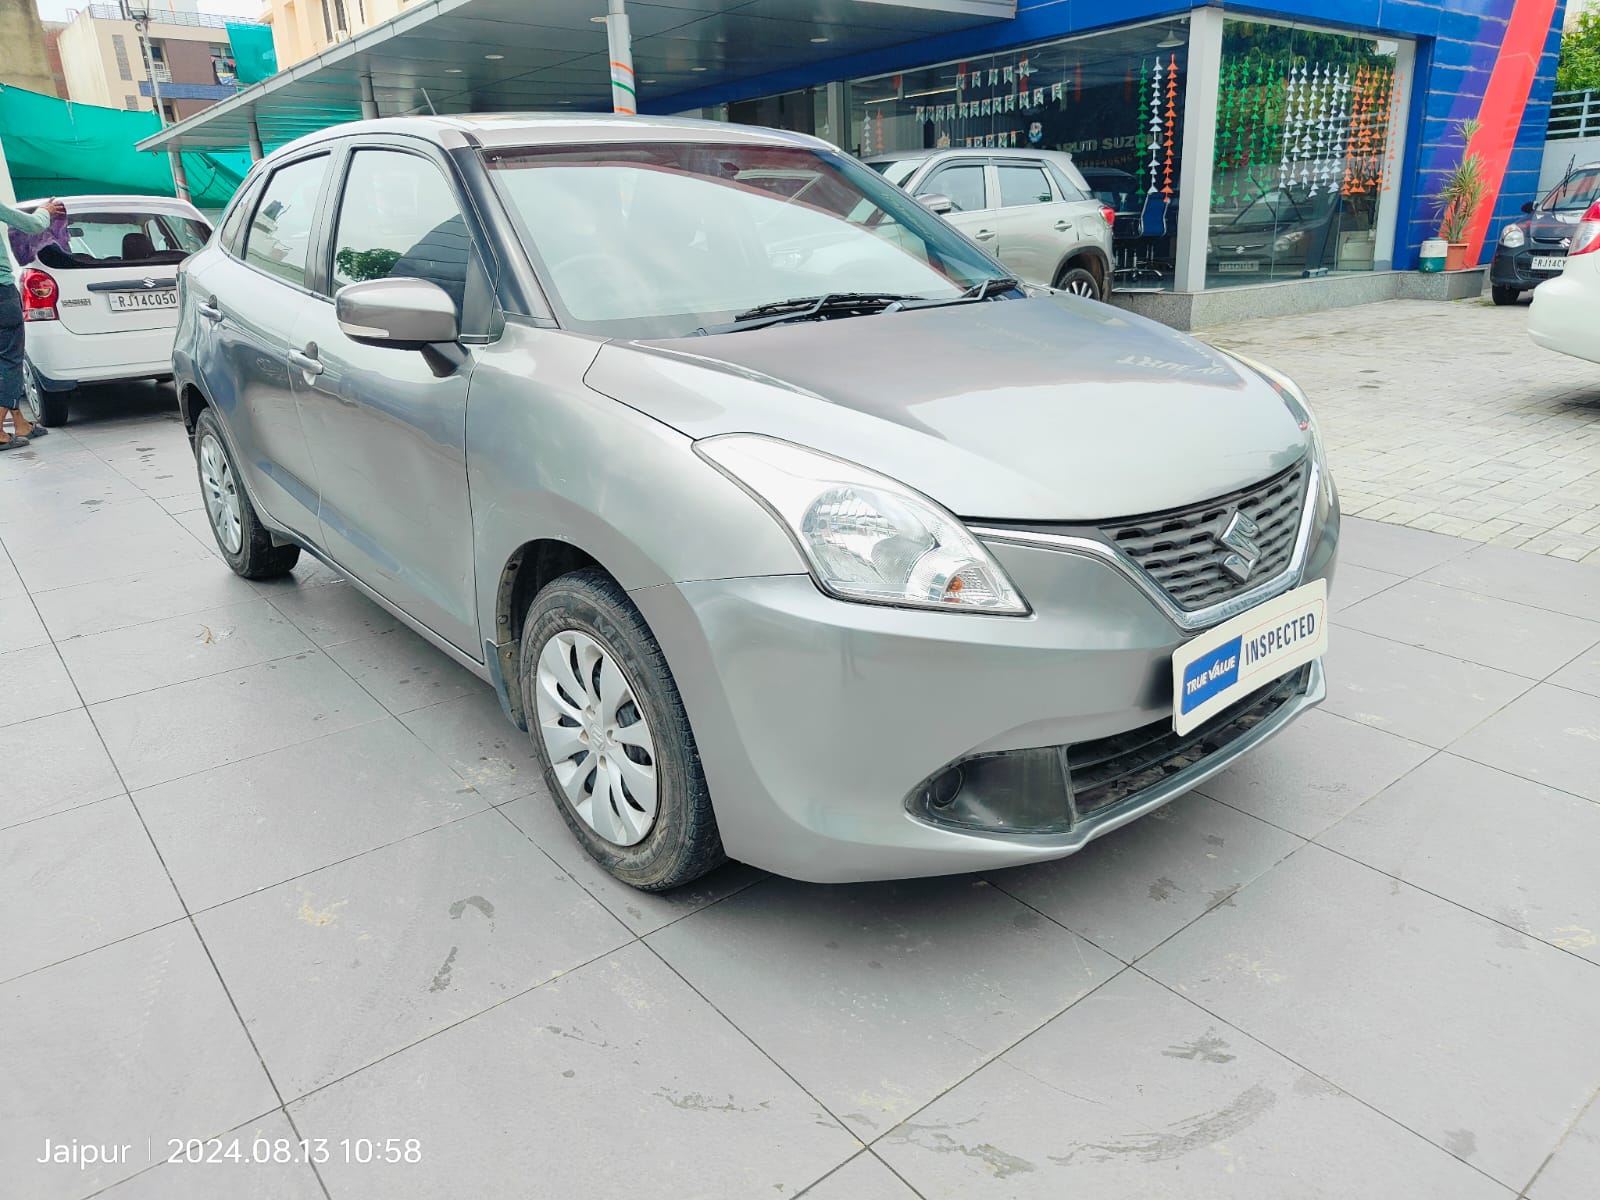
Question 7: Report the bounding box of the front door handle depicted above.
[197,298,222,322]
[289,346,324,377]
[974,228,996,241]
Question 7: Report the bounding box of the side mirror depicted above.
[335,277,458,348]
[917,192,955,216]
[1522,201,1535,213]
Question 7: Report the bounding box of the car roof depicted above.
[264,112,830,163]
[19,194,205,215]
[863,147,1076,163]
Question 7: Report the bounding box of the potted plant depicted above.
[1433,119,1486,270]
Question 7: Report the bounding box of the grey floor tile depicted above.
[0,550,24,599]
[800,1153,920,1199]
[7,510,216,592]
[1528,1093,1600,1200]
[1,707,124,828]
[58,599,315,704]
[262,580,399,647]
[1335,518,1476,578]
[1141,845,1600,1187]
[289,942,860,1199]
[1,494,179,554]
[398,686,542,803]
[0,923,279,1200]
[1338,580,1600,678]
[990,794,1302,962]
[1320,628,1534,747]
[0,796,184,981]
[0,598,50,654]
[647,876,1119,1138]
[0,454,145,508]
[498,790,765,936]
[877,970,1510,1200]
[1421,543,1600,622]
[1330,562,1406,612]
[171,508,225,558]
[324,626,484,715]
[95,1111,324,1200]
[1450,684,1600,803]
[155,489,205,516]
[1550,646,1600,699]
[137,719,491,912]
[1321,754,1600,965]
[1196,708,1435,838]
[0,642,81,724]
[196,809,632,1097]
[31,558,260,641]
[90,651,387,791]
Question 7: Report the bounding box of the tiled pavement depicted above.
[1207,294,1600,561]
[3,332,1600,1200]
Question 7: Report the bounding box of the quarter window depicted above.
[996,163,1055,208]
[244,155,330,288]
[330,150,472,316]
[921,163,986,213]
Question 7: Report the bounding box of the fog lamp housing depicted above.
[906,747,1074,836]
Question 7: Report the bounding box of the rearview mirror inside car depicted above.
[335,277,459,348]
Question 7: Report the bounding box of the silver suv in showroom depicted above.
[865,147,1116,298]
[175,115,1338,891]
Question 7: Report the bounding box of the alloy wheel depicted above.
[1063,275,1098,297]
[534,629,660,847]
[198,432,243,555]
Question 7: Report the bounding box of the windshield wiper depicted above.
[694,292,920,336]
[959,275,1024,300]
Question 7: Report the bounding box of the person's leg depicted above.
[0,284,30,446]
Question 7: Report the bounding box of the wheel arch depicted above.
[1053,247,1112,298]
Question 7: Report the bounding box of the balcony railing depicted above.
[1548,89,1600,141]
[83,4,260,30]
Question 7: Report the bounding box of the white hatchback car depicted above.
[1528,200,1600,366]
[15,194,211,426]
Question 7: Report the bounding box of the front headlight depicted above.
[1500,224,1527,249]
[695,435,1029,615]
[1217,350,1332,503]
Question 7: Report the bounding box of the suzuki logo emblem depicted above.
[1219,511,1262,583]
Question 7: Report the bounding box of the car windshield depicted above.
[1540,168,1600,213]
[487,141,1002,339]
[37,210,210,270]
[865,158,922,187]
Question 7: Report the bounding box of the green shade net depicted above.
[0,84,250,211]
[227,23,279,86]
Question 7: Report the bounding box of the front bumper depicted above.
[1490,244,1566,291]
[633,505,1337,883]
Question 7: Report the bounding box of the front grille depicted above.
[1068,665,1311,818]
[1101,460,1308,611]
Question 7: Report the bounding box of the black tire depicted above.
[1491,285,1521,306]
[520,568,724,891]
[192,407,300,580]
[1055,265,1103,300]
[21,361,70,427]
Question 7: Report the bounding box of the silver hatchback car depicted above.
[175,114,1338,890]
[865,148,1116,299]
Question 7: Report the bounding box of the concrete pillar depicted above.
[169,147,190,202]
[360,72,378,119]
[604,0,635,115]
[1173,7,1223,294]
[248,112,264,162]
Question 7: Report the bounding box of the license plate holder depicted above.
[108,290,178,312]
[1217,260,1262,273]
[1171,580,1328,735]
[1531,255,1566,272]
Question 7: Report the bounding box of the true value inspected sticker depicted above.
[1171,579,1328,735]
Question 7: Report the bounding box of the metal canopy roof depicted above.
[137,0,1015,153]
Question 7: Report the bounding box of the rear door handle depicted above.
[289,346,324,377]
[1055,221,1073,231]
[974,228,996,241]
[198,298,222,322]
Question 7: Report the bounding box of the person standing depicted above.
[0,196,66,449]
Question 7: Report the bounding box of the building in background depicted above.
[40,22,74,99]
[57,4,258,123]
[261,0,408,70]
[0,0,57,95]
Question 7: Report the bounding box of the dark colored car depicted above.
[1206,187,1345,280]
[1490,163,1600,305]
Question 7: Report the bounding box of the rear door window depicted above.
[38,211,211,269]
[244,153,331,288]
[996,163,1056,208]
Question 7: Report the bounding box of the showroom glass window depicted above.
[1205,21,1405,288]
[850,20,1190,290]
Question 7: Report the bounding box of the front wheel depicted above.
[1491,285,1521,306]
[193,408,299,580]
[1055,265,1104,300]
[21,361,70,427]
[521,569,724,891]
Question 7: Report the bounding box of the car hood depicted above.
[582,295,1309,521]
[1527,210,1586,245]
